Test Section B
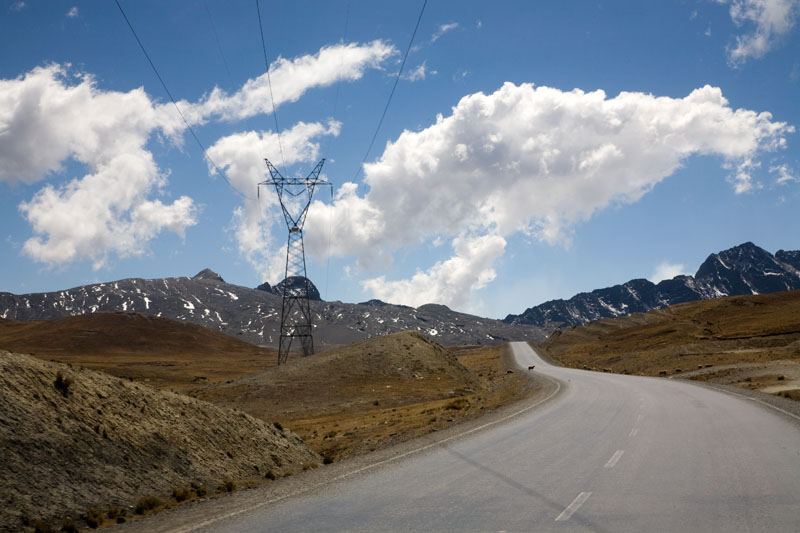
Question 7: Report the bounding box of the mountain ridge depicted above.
[504,242,800,328]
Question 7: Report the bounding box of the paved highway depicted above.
[195,342,800,532]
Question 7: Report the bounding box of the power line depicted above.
[354,0,427,181]
[203,0,236,90]
[114,0,248,200]
[255,0,288,177]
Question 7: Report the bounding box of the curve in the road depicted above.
[152,342,800,532]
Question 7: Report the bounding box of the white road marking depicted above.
[636,414,644,422]
[555,491,592,521]
[629,428,639,437]
[604,449,625,468]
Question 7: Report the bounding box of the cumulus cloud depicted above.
[431,22,459,42]
[363,234,506,309]
[305,82,792,308]
[1,40,394,270]
[0,65,197,267]
[650,262,690,283]
[180,40,395,123]
[66,6,78,18]
[722,0,799,65]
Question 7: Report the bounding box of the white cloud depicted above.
[180,41,395,123]
[0,65,197,268]
[431,22,459,42]
[402,61,435,82]
[722,0,799,65]
[306,82,792,308]
[9,1,25,12]
[650,262,690,283]
[1,41,393,270]
[66,6,78,18]
[771,163,799,183]
[362,234,506,309]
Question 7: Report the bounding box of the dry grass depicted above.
[191,334,531,462]
[537,290,800,399]
[0,312,277,390]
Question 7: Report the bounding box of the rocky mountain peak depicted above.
[257,276,321,301]
[192,268,225,283]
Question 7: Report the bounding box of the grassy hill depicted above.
[537,290,800,399]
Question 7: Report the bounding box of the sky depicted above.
[1,0,799,319]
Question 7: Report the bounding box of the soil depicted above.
[536,290,800,400]
[0,351,318,532]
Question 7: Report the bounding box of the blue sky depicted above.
[1,0,798,319]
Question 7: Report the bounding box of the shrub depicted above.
[54,372,72,397]
[190,481,207,498]
[265,471,277,480]
[134,495,163,515]
[86,507,104,528]
[273,422,284,431]
[107,505,123,519]
[33,520,54,533]
[322,453,335,465]
[172,487,191,503]
[60,517,78,532]
[218,479,235,493]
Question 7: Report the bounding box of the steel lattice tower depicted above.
[259,158,328,365]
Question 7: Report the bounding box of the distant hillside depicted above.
[0,312,277,389]
[0,270,545,348]
[505,242,800,328]
[0,351,318,531]
[536,289,800,378]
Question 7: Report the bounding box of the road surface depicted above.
[176,343,800,531]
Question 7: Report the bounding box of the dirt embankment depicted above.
[0,351,318,532]
[537,290,800,399]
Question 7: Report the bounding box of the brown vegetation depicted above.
[537,290,800,398]
[190,332,531,462]
[0,312,277,390]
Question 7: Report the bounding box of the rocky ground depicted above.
[0,351,318,532]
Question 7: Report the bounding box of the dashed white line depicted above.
[555,491,592,521]
[604,449,625,468]
[629,428,639,437]
[636,413,644,422]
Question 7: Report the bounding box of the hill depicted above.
[536,290,800,399]
[0,312,277,390]
[505,242,800,328]
[190,331,529,461]
[0,351,318,532]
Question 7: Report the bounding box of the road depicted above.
[188,342,800,532]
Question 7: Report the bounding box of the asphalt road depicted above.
[190,342,800,532]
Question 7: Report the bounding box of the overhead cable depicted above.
[114,0,247,199]
[354,0,428,181]
[255,0,288,176]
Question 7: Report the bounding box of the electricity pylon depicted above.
[258,158,328,365]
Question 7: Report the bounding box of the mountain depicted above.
[0,271,545,348]
[504,242,800,328]
[256,275,322,301]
